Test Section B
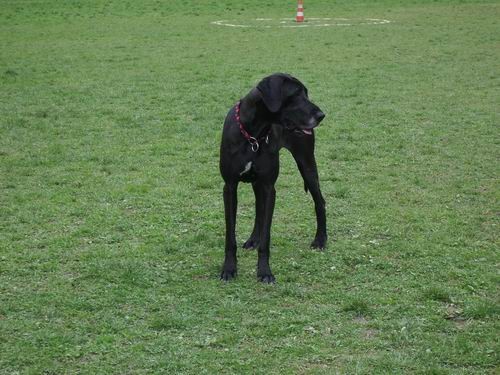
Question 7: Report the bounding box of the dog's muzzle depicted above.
[301,111,325,135]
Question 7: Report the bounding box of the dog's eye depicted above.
[283,95,296,106]
[284,96,299,107]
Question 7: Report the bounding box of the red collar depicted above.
[235,101,270,152]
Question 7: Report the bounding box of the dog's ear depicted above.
[257,75,286,113]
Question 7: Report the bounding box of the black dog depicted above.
[219,73,326,283]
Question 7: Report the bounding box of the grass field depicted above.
[1,0,499,373]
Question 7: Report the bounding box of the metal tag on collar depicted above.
[250,137,259,152]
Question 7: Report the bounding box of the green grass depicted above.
[1,0,499,373]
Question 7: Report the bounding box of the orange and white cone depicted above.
[296,0,304,22]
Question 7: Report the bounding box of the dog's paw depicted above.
[220,268,237,282]
[311,235,327,250]
[242,238,259,250]
[258,274,276,284]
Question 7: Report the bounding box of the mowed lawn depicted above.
[0,0,498,373]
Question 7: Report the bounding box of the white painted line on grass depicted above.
[211,18,391,28]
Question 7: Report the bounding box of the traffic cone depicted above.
[296,0,304,22]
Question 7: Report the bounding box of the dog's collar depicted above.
[235,101,270,152]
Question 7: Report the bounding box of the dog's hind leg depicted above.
[255,183,276,283]
[286,135,327,250]
[242,182,261,250]
[221,182,239,281]
[294,154,327,249]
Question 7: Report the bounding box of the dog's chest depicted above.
[239,161,252,175]
[238,160,257,182]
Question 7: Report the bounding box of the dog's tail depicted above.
[304,182,309,194]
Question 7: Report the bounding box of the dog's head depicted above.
[257,73,325,134]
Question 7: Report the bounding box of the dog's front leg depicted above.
[255,184,276,283]
[221,182,238,281]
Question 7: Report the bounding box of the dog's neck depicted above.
[239,88,273,139]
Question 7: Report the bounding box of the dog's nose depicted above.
[315,111,325,123]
